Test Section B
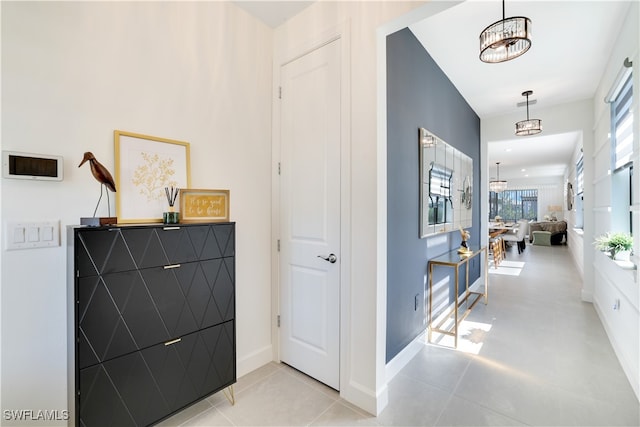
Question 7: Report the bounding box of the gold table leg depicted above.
[428,263,433,343]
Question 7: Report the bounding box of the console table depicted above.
[428,246,488,347]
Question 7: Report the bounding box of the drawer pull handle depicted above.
[164,338,182,346]
[163,226,181,231]
[164,264,181,270]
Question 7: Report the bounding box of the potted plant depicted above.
[594,232,633,260]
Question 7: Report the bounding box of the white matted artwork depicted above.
[114,130,191,223]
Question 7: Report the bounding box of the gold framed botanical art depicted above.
[114,130,191,223]
[179,189,230,223]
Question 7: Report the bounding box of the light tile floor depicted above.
[158,244,640,426]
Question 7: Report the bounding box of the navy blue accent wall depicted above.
[386,28,481,362]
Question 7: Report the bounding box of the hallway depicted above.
[160,244,640,426]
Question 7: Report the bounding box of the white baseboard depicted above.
[469,277,483,292]
[340,378,388,416]
[385,331,425,383]
[593,298,640,401]
[236,344,273,378]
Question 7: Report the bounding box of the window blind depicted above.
[612,74,633,170]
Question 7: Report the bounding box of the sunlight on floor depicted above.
[489,260,525,276]
[427,319,492,355]
[473,354,545,386]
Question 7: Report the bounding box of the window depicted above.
[575,153,584,229]
[611,164,633,234]
[610,71,633,234]
[612,73,633,170]
[489,189,538,222]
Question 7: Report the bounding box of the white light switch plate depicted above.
[5,220,60,250]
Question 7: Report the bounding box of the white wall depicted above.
[590,0,639,400]
[1,2,273,424]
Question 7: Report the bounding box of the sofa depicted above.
[528,220,567,244]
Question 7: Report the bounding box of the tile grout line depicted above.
[245,365,341,426]
[430,355,474,427]
[437,333,532,426]
[212,364,287,408]
[179,405,237,427]
[305,400,340,427]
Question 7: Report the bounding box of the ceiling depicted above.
[233,0,632,181]
[410,0,631,181]
[231,1,314,28]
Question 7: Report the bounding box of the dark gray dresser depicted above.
[67,223,236,426]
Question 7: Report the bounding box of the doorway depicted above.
[278,38,342,390]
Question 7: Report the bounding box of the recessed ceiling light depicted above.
[521,168,526,172]
[505,148,512,152]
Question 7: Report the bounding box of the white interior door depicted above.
[279,39,341,390]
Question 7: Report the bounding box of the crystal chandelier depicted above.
[479,0,532,63]
[515,90,542,136]
[489,162,508,193]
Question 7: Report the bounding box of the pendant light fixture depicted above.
[489,162,508,193]
[515,90,542,136]
[479,0,532,63]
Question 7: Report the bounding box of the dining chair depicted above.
[502,219,529,254]
[490,237,505,268]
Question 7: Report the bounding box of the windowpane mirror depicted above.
[419,127,473,238]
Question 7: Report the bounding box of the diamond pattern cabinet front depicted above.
[75,223,235,277]
[69,223,236,427]
[79,322,235,427]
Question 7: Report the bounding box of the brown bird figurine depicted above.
[79,151,117,222]
[79,152,116,192]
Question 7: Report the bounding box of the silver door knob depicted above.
[317,253,337,263]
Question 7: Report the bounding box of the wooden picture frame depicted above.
[179,189,230,223]
[115,130,191,223]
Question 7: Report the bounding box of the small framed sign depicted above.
[179,189,230,223]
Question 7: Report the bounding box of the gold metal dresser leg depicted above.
[223,385,235,405]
